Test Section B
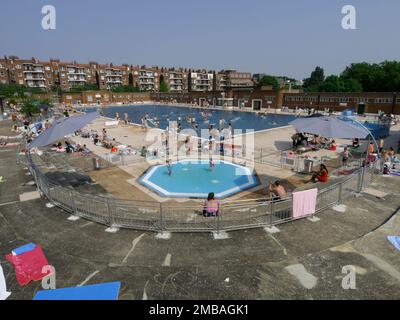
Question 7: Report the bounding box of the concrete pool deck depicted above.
[1,126,400,300]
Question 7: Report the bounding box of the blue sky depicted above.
[0,0,399,79]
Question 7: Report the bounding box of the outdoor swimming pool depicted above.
[85,104,297,132]
[140,159,259,198]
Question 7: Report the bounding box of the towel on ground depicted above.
[33,282,121,300]
[292,188,318,218]
[6,245,51,286]
[387,236,400,251]
[0,264,11,300]
[12,243,37,256]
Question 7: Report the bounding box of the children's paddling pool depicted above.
[140,159,259,198]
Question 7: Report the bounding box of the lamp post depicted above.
[286,80,292,93]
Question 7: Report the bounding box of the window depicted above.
[0,64,3,68]
[0,71,3,77]
[375,98,393,103]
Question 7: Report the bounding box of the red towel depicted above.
[6,245,51,286]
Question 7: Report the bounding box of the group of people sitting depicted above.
[53,141,90,155]
[91,128,118,151]
[291,132,336,153]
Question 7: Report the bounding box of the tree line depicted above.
[257,60,400,93]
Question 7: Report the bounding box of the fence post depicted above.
[338,181,343,204]
[69,189,77,215]
[159,202,164,232]
[269,200,274,226]
[106,198,114,227]
[358,166,365,192]
[216,211,220,234]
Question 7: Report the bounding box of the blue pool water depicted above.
[84,104,297,132]
[140,159,259,198]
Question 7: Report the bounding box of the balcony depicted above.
[68,77,86,82]
[25,75,45,80]
[23,69,44,73]
[107,79,123,83]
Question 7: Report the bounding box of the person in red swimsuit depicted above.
[309,164,329,183]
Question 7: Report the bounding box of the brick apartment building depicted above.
[160,67,188,93]
[216,70,253,90]
[188,70,214,92]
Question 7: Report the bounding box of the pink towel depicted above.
[292,188,318,218]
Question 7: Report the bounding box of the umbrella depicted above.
[289,117,369,139]
[28,112,99,149]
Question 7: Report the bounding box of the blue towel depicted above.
[12,243,36,256]
[387,236,400,251]
[33,282,121,300]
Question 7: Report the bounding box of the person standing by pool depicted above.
[378,138,385,153]
[219,118,225,130]
[210,158,215,171]
[341,147,352,167]
[124,113,129,125]
[367,142,375,155]
[115,112,120,121]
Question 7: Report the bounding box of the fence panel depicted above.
[109,198,161,231]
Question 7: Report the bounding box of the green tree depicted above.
[69,83,99,92]
[111,85,141,93]
[303,66,325,91]
[258,75,279,90]
[159,79,169,93]
[319,75,362,92]
[20,99,40,117]
[341,61,400,92]
[0,84,44,98]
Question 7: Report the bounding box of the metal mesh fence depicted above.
[24,151,381,233]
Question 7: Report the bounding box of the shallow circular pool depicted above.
[140,159,259,198]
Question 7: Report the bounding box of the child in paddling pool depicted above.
[210,158,215,171]
[166,160,173,176]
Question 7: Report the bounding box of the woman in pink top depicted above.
[203,193,220,217]
[269,181,287,201]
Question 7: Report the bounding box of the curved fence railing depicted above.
[24,151,382,233]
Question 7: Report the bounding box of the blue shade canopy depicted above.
[28,112,99,149]
[289,117,369,139]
